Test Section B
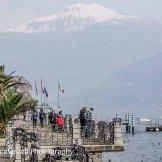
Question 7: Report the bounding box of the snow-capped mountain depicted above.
[1,3,162,110]
[5,3,136,33]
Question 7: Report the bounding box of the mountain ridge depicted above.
[4,3,137,34]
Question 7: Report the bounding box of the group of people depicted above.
[48,110,64,132]
[31,106,94,136]
[31,108,65,132]
[79,107,94,137]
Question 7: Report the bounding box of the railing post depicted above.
[64,114,72,133]
[72,118,82,145]
[94,121,99,139]
[113,118,124,147]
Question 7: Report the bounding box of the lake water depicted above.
[102,107,162,162]
[103,132,162,162]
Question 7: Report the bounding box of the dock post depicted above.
[125,114,129,133]
[113,118,124,147]
[131,115,135,134]
[128,115,131,133]
[72,118,82,145]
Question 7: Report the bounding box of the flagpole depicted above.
[46,96,48,106]
[43,92,45,105]
[41,77,43,106]
[45,84,48,106]
[58,82,60,111]
[35,81,37,101]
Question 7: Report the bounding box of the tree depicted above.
[0,89,37,123]
[0,65,37,134]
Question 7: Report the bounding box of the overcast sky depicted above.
[0,0,162,30]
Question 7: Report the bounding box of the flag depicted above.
[58,82,64,94]
[41,77,44,93]
[35,81,38,95]
[43,87,48,97]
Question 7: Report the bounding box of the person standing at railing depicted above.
[58,110,63,117]
[39,108,45,127]
[79,107,87,133]
[85,108,94,137]
[56,114,65,132]
[31,110,38,127]
[49,110,58,131]
[49,110,55,124]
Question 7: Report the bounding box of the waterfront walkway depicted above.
[4,115,124,162]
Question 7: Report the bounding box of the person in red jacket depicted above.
[56,115,64,132]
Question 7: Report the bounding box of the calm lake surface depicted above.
[102,107,162,162]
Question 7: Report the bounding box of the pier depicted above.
[3,110,124,162]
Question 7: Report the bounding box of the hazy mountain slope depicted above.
[73,53,162,110]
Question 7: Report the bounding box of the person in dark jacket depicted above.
[49,110,58,131]
[49,110,55,124]
[79,107,87,133]
[32,110,38,127]
[59,111,63,117]
[85,108,94,137]
[39,108,45,127]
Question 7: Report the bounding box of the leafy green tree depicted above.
[0,65,37,134]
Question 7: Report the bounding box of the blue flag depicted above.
[43,87,48,97]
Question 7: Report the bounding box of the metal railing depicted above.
[81,121,114,145]
[20,117,115,146]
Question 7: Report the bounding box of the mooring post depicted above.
[131,115,135,134]
[125,114,129,134]
[128,115,131,133]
